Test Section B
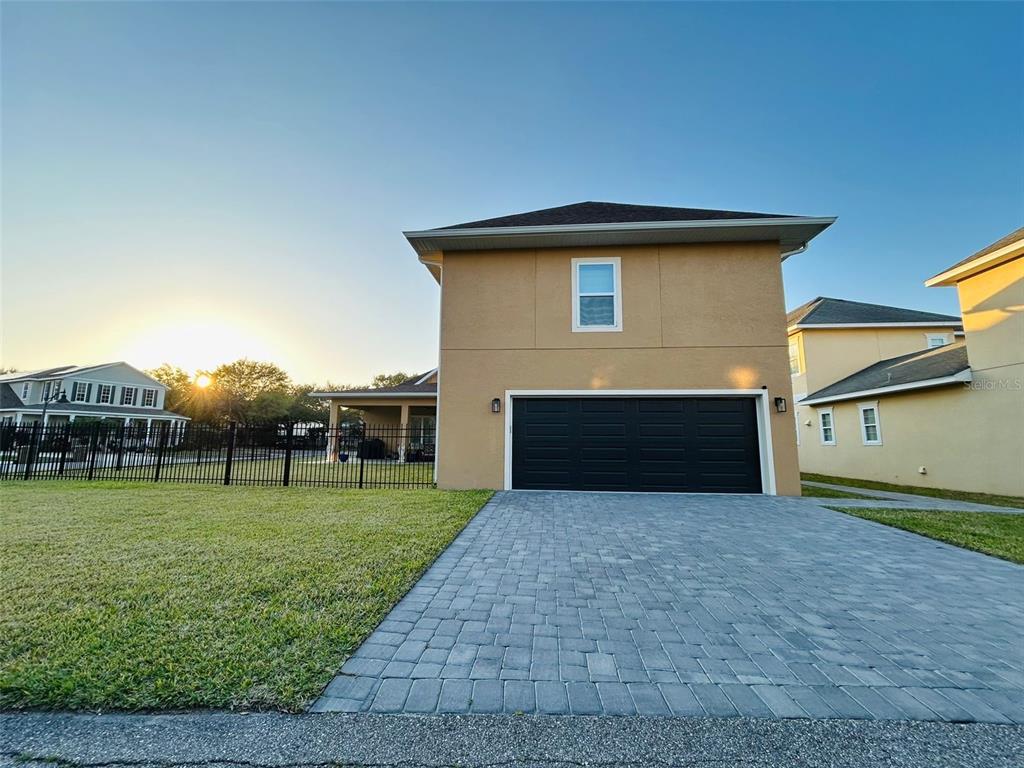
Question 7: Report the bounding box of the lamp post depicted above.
[39,388,70,426]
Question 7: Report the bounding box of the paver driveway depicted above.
[314,492,1024,722]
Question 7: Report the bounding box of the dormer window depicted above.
[572,257,622,332]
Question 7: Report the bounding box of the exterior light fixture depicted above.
[774,397,787,413]
[491,398,501,413]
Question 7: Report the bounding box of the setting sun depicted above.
[194,374,212,389]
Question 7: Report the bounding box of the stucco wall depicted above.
[437,242,800,493]
[795,381,1023,496]
[957,257,1024,373]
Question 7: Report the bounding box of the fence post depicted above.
[23,422,41,480]
[86,422,100,480]
[57,424,69,477]
[224,421,237,486]
[153,422,169,481]
[282,422,294,487]
[116,424,125,472]
[357,427,366,489]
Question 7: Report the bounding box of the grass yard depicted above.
[832,506,1024,565]
[803,472,1024,509]
[800,484,881,500]
[0,481,491,712]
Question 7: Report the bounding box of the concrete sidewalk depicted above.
[801,481,1023,513]
[3,712,1023,768]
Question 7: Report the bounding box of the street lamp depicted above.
[40,387,70,426]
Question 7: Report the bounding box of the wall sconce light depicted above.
[774,397,787,413]
[491,398,501,413]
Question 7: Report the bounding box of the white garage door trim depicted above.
[503,389,777,495]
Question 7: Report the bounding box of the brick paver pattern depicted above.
[313,492,1024,721]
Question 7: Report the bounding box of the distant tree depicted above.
[146,364,192,413]
[0,367,18,374]
[288,383,329,423]
[210,359,293,424]
[371,372,411,389]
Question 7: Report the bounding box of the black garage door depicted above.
[511,397,762,493]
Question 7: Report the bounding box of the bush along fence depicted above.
[0,421,435,488]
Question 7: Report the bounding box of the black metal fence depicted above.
[0,421,435,488]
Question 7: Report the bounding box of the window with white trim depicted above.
[20,382,30,400]
[121,386,138,406]
[142,388,157,407]
[97,384,114,404]
[818,407,836,445]
[572,257,622,332]
[926,333,950,349]
[858,402,882,445]
[788,339,802,375]
[72,382,90,402]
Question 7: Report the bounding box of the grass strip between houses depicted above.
[831,506,1024,565]
[0,481,492,712]
[799,484,881,500]
[802,472,1024,509]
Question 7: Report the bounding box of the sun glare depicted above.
[121,318,283,375]
[194,374,212,389]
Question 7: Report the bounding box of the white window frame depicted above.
[72,382,90,402]
[121,386,138,406]
[142,388,157,407]
[925,333,950,349]
[97,384,114,404]
[858,401,882,445]
[818,407,836,446]
[571,257,622,333]
[20,382,30,400]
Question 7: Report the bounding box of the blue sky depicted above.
[3,2,1021,383]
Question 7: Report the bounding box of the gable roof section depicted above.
[0,362,167,388]
[787,297,961,329]
[405,201,835,263]
[439,202,796,230]
[312,371,438,399]
[0,383,25,409]
[926,226,1024,287]
[799,343,971,406]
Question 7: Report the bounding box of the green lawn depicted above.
[800,484,881,500]
[832,507,1024,565]
[0,481,491,712]
[802,472,1024,509]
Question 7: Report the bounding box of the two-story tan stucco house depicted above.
[792,227,1023,497]
[351,201,831,494]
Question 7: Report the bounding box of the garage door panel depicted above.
[512,396,761,493]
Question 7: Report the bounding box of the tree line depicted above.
[147,360,410,425]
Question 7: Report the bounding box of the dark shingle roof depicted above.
[787,297,961,327]
[930,226,1024,277]
[0,399,188,419]
[0,384,24,409]
[439,201,797,231]
[801,343,970,404]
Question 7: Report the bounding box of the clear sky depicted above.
[3,2,1022,384]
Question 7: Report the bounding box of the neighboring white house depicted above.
[0,362,189,428]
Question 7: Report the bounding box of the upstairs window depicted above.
[926,333,950,349]
[72,382,90,402]
[819,408,836,445]
[97,384,114,404]
[788,339,802,375]
[572,257,622,332]
[859,402,882,445]
[142,388,157,407]
[121,386,138,406]
[20,382,30,400]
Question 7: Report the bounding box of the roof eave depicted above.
[787,320,962,333]
[797,369,972,406]
[404,217,836,259]
[925,239,1024,287]
[311,391,437,399]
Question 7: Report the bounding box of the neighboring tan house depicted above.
[0,362,189,429]
[792,227,1023,497]
[395,201,834,493]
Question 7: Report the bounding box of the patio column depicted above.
[42,412,49,427]
[69,414,76,423]
[398,403,410,463]
[327,400,340,461]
